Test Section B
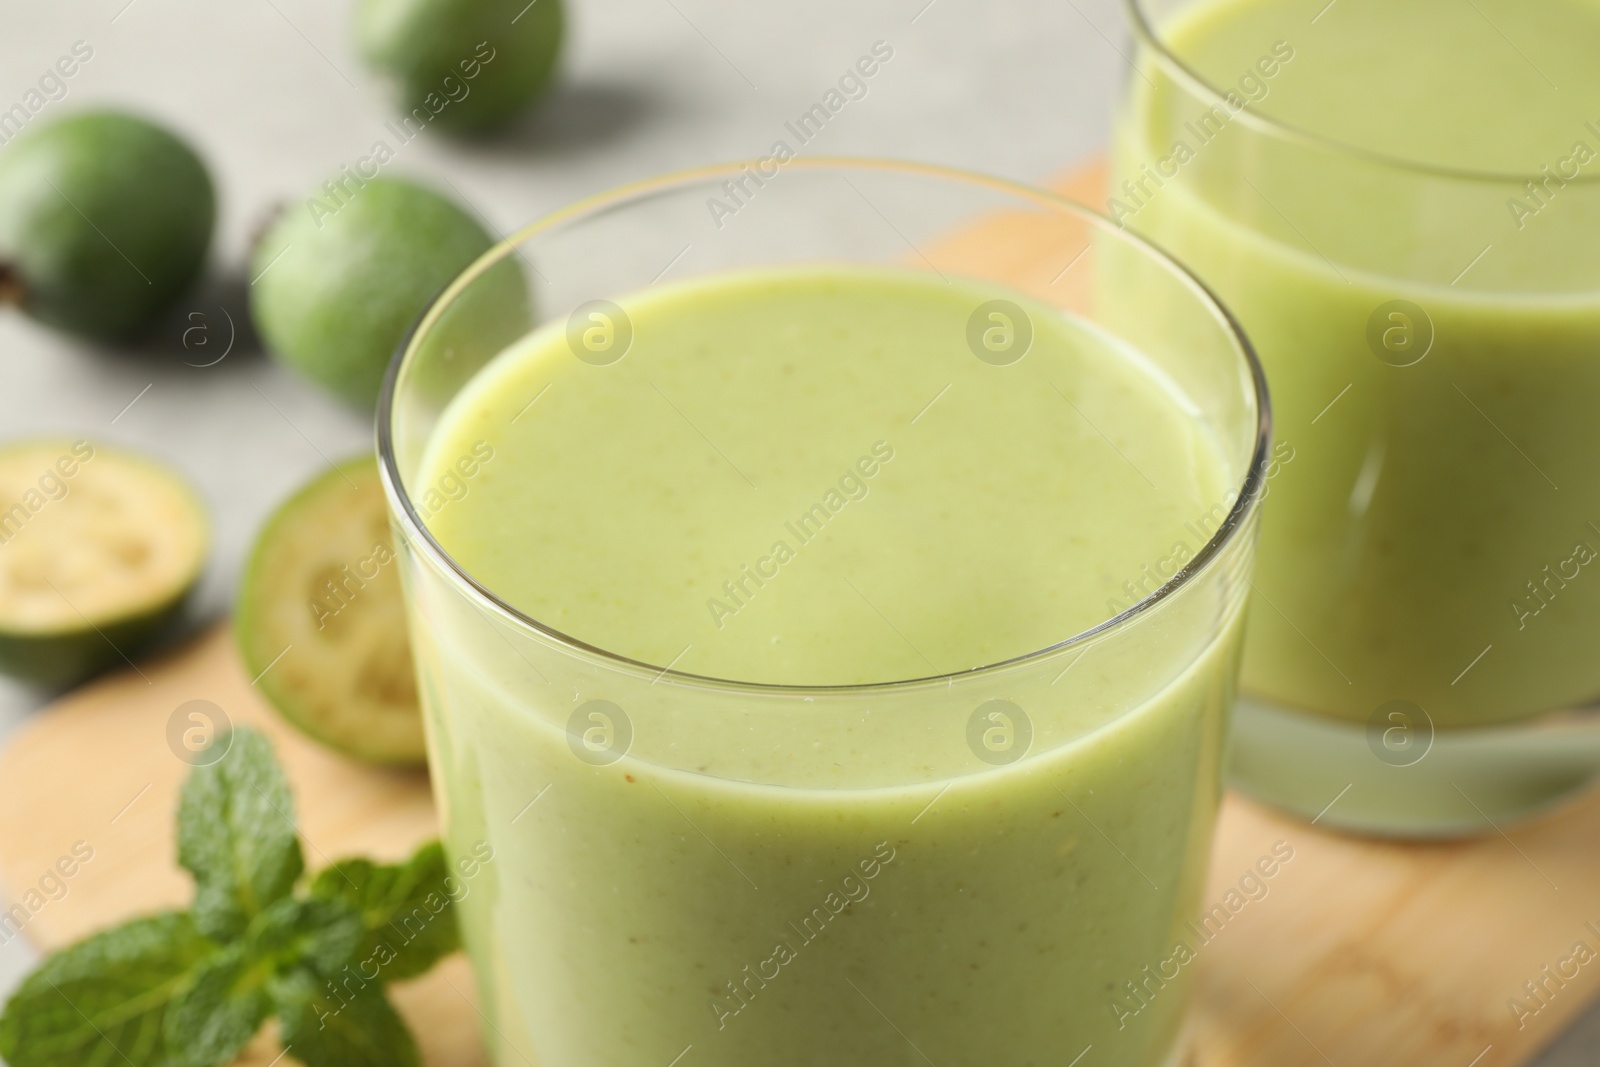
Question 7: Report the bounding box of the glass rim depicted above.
[376,155,1272,696]
[1123,0,1600,188]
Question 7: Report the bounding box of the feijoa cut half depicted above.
[236,457,424,766]
[0,111,215,342]
[0,439,208,685]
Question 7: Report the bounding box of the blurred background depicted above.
[1,0,1597,1062]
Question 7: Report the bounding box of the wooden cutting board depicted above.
[4,165,1600,1067]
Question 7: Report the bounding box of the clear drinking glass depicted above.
[1119,0,1600,835]
[378,159,1268,1067]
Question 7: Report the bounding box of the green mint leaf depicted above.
[162,896,365,1067]
[309,840,460,982]
[248,895,364,980]
[162,945,271,1067]
[276,976,420,1067]
[0,911,216,1067]
[177,727,305,940]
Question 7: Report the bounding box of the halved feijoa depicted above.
[0,439,208,685]
[236,457,424,766]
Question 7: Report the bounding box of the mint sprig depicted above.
[310,843,458,982]
[0,912,212,1067]
[0,728,461,1067]
[177,728,305,942]
[277,972,420,1067]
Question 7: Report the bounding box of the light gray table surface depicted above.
[0,0,1591,1063]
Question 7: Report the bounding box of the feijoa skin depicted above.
[250,176,524,409]
[236,457,425,766]
[357,0,565,134]
[0,439,209,686]
[0,111,214,342]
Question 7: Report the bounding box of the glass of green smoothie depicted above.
[378,159,1268,1066]
[1118,0,1600,836]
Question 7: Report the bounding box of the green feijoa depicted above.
[250,175,527,409]
[0,111,214,341]
[0,439,208,686]
[357,0,564,134]
[236,457,425,766]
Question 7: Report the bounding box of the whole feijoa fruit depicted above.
[356,0,564,134]
[250,176,518,408]
[0,111,214,342]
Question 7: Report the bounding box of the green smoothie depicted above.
[408,265,1248,1064]
[1118,0,1600,728]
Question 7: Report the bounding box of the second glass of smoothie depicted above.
[1119,0,1600,835]
[379,160,1268,1066]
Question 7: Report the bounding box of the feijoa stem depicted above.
[248,202,287,259]
[0,263,25,308]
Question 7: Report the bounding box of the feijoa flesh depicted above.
[0,439,208,685]
[236,456,425,766]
